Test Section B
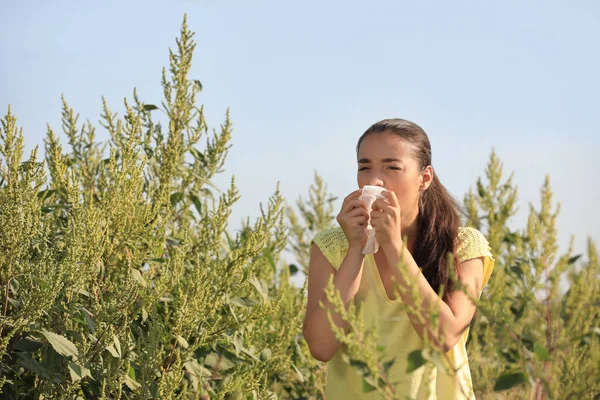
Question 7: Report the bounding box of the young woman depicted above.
[302,119,494,399]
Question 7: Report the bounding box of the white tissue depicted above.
[359,185,387,254]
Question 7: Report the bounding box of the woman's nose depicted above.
[368,174,384,187]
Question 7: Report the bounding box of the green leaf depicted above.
[176,335,189,349]
[249,277,269,302]
[38,330,78,360]
[510,302,527,321]
[37,189,56,201]
[72,287,91,297]
[265,250,277,274]
[423,348,446,372]
[166,236,182,246]
[382,358,395,373]
[229,297,249,308]
[476,179,486,198]
[534,342,550,361]
[232,334,243,356]
[106,345,119,358]
[406,350,426,373]
[184,359,211,379]
[9,278,19,295]
[228,297,258,308]
[510,264,524,280]
[7,297,20,308]
[149,381,160,397]
[68,361,91,382]
[346,357,369,375]
[494,372,527,391]
[199,187,213,198]
[14,337,43,353]
[131,268,147,288]
[361,378,377,393]
[190,148,207,167]
[521,337,534,352]
[124,375,141,391]
[17,354,52,380]
[260,348,272,361]
[189,193,202,215]
[193,79,203,92]
[170,191,185,206]
[143,104,158,111]
[241,347,261,362]
[205,353,235,371]
[292,364,305,383]
[568,254,582,265]
[113,334,122,357]
[503,232,518,245]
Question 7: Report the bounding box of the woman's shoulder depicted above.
[456,226,494,263]
[312,227,349,252]
[311,228,349,270]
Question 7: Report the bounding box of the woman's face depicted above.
[357,132,431,224]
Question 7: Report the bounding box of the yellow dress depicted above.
[312,227,495,400]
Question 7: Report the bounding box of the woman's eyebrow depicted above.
[357,157,403,163]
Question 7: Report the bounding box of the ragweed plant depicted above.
[0,16,307,400]
[463,152,600,399]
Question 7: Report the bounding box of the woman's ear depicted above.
[420,166,433,191]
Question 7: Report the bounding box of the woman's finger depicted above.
[341,199,367,215]
[347,206,370,218]
[372,199,395,214]
[340,191,365,214]
[349,215,368,227]
[344,189,363,202]
[381,190,399,208]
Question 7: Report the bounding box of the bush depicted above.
[0,16,316,399]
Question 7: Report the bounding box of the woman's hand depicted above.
[370,190,404,251]
[336,190,369,249]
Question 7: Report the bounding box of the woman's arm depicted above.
[304,189,371,362]
[302,243,366,362]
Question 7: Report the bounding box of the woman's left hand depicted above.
[370,190,403,251]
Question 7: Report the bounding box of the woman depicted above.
[302,119,494,399]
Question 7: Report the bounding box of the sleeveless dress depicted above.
[312,227,495,399]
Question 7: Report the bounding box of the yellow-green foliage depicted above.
[0,17,308,400]
[464,152,600,399]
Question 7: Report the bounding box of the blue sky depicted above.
[1,0,599,267]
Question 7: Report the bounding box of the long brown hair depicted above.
[356,118,462,302]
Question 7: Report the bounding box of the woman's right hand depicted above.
[336,189,369,249]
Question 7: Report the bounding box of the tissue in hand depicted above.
[359,185,387,254]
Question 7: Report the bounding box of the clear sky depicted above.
[2,0,599,266]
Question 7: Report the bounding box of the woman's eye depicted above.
[358,167,369,171]
[387,166,401,170]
